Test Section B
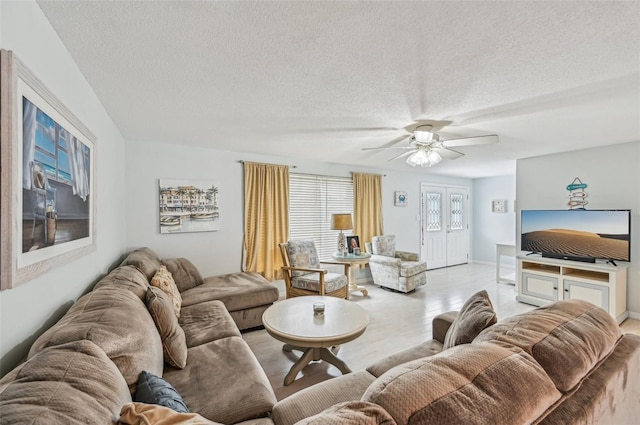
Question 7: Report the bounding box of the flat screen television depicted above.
[521,209,631,262]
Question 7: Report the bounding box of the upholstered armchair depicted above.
[365,235,427,293]
[278,240,350,299]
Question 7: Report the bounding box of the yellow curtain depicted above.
[242,162,289,281]
[353,172,383,250]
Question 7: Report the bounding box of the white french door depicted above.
[421,184,470,270]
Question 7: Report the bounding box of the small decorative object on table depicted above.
[313,301,325,316]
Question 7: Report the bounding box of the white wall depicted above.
[125,140,472,277]
[0,1,127,375]
[471,175,516,264]
[516,141,640,315]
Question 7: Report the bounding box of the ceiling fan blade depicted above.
[441,134,498,147]
[361,134,411,151]
[433,147,465,160]
[361,146,415,151]
[388,150,416,161]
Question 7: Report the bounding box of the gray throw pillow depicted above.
[134,371,189,413]
[443,290,497,349]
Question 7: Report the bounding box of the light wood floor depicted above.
[242,262,639,401]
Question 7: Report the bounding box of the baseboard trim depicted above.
[628,311,640,320]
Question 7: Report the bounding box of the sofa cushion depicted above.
[474,299,622,392]
[295,401,397,425]
[146,287,188,368]
[134,371,189,413]
[0,340,131,424]
[292,272,347,293]
[120,247,162,281]
[371,235,396,257]
[443,289,497,349]
[151,265,182,317]
[538,334,640,425]
[366,339,443,378]
[362,343,562,425]
[93,265,150,301]
[28,285,164,394]
[180,272,279,312]
[119,402,224,425]
[162,257,204,292]
[287,240,321,277]
[163,336,276,424]
[179,300,241,348]
[272,371,377,425]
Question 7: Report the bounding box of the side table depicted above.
[330,253,371,297]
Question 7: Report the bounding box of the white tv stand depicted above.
[517,255,628,324]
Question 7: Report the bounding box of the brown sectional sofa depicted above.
[0,247,279,424]
[2,247,639,424]
[272,299,640,425]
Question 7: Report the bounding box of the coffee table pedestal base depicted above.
[282,344,351,386]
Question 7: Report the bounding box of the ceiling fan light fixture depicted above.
[405,149,442,167]
[414,129,434,143]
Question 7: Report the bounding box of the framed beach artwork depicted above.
[1,50,96,289]
[159,179,220,234]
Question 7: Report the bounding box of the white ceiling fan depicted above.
[362,121,499,167]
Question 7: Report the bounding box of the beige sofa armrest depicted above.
[395,250,419,261]
[433,311,459,344]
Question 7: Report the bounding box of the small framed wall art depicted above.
[394,191,408,207]
[492,199,507,213]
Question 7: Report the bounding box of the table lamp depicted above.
[331,213,353,256]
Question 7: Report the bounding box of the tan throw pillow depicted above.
[119,402,224,425]
[146,287,188,369]
[162,258,204,292]
[443,289,497,349]
[151,266,182,317]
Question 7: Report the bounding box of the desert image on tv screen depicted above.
[521,210,630,261]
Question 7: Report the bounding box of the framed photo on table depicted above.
[346,235,361,254]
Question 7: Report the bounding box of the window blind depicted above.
[289,173,353,260]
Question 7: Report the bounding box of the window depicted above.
[289,173,353,260]
[32,103,88,185]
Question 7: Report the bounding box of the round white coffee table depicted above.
[262,296,369,385]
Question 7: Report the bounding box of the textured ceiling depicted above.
[37,1,640,178]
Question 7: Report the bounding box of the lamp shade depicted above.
[330,213,353,230]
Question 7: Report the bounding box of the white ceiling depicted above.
[37,1,640,178]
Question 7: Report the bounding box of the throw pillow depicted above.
[133,371,189,413]
[443,289,497,349]
[162,258,204,292]
[119,402,224,425]
[151,265,182,317]
[146,287,188,369]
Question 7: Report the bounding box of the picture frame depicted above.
[394,191,408,206]
[159,179,220,234]
[492,199,507,213]
[346,235,360,254]
[1,50,97,289]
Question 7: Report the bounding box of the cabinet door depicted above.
[522,273,558,301]
[562,280,609,312]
